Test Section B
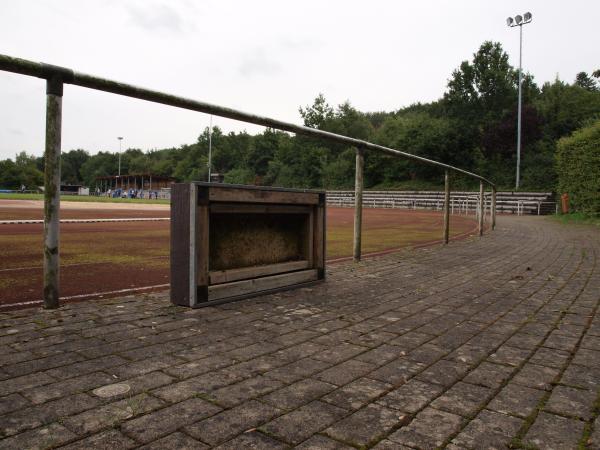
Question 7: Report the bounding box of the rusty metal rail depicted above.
[0,53,497,308]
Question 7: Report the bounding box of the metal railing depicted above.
[0,53,497,309]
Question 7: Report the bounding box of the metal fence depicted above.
[0,53,497,309]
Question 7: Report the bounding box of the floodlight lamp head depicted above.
[515,15,523,24]
[506,17,514,26]
[524,12,532,22]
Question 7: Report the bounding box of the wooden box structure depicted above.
[171,183,326,307]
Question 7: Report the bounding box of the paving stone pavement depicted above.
[1,215,599,449]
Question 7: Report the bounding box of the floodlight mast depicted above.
[507,11,532,190]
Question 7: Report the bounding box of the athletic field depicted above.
[0,199,478,309]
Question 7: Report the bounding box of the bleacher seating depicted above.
[326,190,557,215]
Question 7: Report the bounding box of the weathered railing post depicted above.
[478,181,484,237]
[443,170,450,244]
[491,187,497,230]
[353,147,365,262]
[43,75,63,309]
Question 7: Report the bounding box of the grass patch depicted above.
[552,212,600,228]
[0,193,169,205]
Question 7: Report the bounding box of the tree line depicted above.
[1,41,599,192]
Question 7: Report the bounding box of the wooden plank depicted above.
[315,199,326,278]
[353,148,364,262]
[195,194,209,304]
[209,186,319,205]
[170,183,191,306]
[307,209,314,267]
[208,269,318,301]
[209,260,310,285]
[209,203,312,214]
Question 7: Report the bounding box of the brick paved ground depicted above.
[1,215,599,449]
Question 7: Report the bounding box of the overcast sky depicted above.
[0,0,598,160]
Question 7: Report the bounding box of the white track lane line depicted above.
[0,284,170,310]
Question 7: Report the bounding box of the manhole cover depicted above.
[92,383,131,398]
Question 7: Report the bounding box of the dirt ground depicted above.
[0,200,477,309]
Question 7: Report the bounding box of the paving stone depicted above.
[312,343,368,364]
[488,382,546,418]
[406,343,448,364]
[450,409,523,448]
[377,379,444,414]
[0,423,76,450]
[213,431,289,449]
[487,345,531,367]
[314,359,375,386]
[431,381,493,417]
[62,393,165,435]
[175,341,236,361]
[389,407,463,448]
[260,400,347,445]
[444,344,490,366]
[324,403,404,447]
[0,393,30,415]
[0,372,56,396]
[109,355,184,379]
[543,331,580,351]
[151,369,242,403]
[545,385,595,420]
[163,354,235,379]
[45,355,128,379]
[120,397,221,443]
[462,361,514,389]
[226,342,282,361]
[295,435,355,449]
[261,378,336,411]
[321,377,392,411]
[354,344,406,366]
[572,347,600,369]
[351,331,399,348]
[185,399,281,445]
[369,357,427,385]
[415,359,470,387]
[223,355,287,378]
[263,357,331,383]
[137,431,208,449]
[210,375,284,407]
[512,363,560,391]
[560,364,600,391]
[57,429,137,449]
[2,352,85,377]
[529,347,571,369]
[523,411,585,450]
[504,332,544,350]
[0,392,98,437]
[371,439,414,449]
[21,371,115,404]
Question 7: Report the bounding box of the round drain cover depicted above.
[93,383,131,398]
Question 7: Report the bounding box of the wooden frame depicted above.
[171,183,326,307]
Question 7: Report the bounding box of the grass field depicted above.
[552,212,600,228]
[0,193,169,204]
[0,199,478,309]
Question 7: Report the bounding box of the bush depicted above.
[556,120,600,215]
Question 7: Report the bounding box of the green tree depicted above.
[574,72,598,92]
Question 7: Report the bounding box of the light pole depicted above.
[207,116,213,182]
[117,136,123,178]
[507,12,532,190]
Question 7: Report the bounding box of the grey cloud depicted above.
[238,49,282,78]
[126,2,187,34]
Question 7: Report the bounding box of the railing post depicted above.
[443,170,450,244]
[491,187,497,230]
[353,147,364,262]
[478,181,484,237]
[43,76,63,309]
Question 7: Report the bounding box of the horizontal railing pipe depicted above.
[0,54,494,187]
